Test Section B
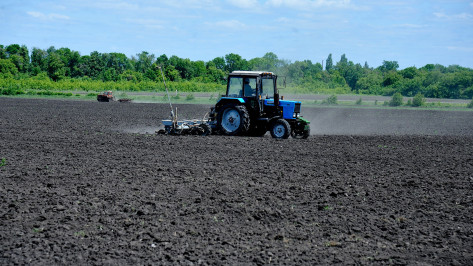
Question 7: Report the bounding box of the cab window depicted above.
[261,78,275,99]
[228,77,243,97]
[243,77,256,97]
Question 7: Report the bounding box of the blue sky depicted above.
[1,0,473,69]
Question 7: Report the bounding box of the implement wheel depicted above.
[199,124,212,136]
[217,104,250,136]
[291,127,310,139]
[270,119,291,139]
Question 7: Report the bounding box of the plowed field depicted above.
[1,98,472,265]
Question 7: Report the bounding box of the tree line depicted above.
[1,44,472,99]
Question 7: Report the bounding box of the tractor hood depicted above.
[264,99,302,120]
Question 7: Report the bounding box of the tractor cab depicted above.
[223,71,280,116]
[209,71,310,139]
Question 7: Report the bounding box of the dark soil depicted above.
[1,98,472,265]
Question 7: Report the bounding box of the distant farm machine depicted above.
[157,67,310,139]
[97,91,115,102]
[97,91,132,102]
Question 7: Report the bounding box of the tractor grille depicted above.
[294,103,301,113]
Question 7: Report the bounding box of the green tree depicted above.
[325,53,333,71]
[378,60,399,72]
[103,68,118,81]
[3,44,29,73]
[134,51,155,73]
[400,66,418,79]
[88,51,105,79]
[144,63,160,81]
[249,52,285,72]
[225,53,248,72]
[0,45,6,59]
[156,54,169,68]
[9,54,25,73]
[356,72,383,94]
[382,72,402,87]
[105,52,131,75]
[211,57,225,70]
[47,53,66,81]
[0,58,19,76]
[205,65,226,83]
[164,65,181,81]
[336,55,363,91]
[5,44,20,56]
[31,47,48,72]
[192,60,206,79]
[399,78,422,96]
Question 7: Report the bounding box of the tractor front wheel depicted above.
[270,119,291,139]
[217,104,250,136]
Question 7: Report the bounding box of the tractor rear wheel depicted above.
[270,119,291,139]
[218,104,250,136]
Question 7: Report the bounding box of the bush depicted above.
[186,93,195,101]
[468,98,473,108]
[412,93,426,107]
[356,97,362,105]
[322,94,338,105]
[389,92,403,107]
[0,88,24,95]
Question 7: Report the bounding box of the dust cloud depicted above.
[118,126,160,134]
[302,107,464,136]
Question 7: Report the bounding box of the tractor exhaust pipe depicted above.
[274,92,280,108]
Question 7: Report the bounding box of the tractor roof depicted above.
[229,71,275,77]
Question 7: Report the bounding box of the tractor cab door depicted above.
[260,76,276,112]
[227,76,257,98]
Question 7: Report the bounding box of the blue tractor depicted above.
[208,71,310,139]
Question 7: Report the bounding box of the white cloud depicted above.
[125,19,165,30]
[27,11,70,20]
[159,0,218,9]
[207,20,246,30]
[217,20,246,28]
[90,0,139,10]
[396,24,425,29]
[227,0,259,9]
[448,46,473,52]
[266,0,351,9]
[434,12,473,21]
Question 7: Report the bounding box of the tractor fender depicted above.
[267,116,283,125]
[215,98,246,111]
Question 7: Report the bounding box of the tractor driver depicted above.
[244,78,256,97]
